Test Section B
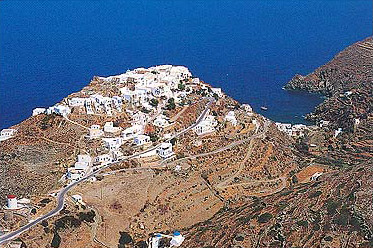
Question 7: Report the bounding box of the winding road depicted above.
[0,99,214,245]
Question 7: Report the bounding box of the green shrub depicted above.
[309,190,322,198]
[258,213,273,223]
[78,210,96,223]
[149,99,159,107]
[54,216,81,232]
[296,220,308,227]
[324,236,333,241]
[326,199,340,216]
[51,232,61,248]
[118,232,133,248]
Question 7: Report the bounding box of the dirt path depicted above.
[170,105,189,122]
[64,116,90,130]
[216,139,255,189]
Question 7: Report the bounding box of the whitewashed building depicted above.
[334,128,343,138]
[32,108,46,116]
[112,96,123,111]
[95,153,113,165]
[85,99,95,114]
[134,134,151,146]
[68,97,86,107]
[157,142,174,158]
[224,111,238,126]
[122,124,143,140]
[153,115,171,128]
[0,129,17,141]
[103,122,122,133]
[75,155,92,169]
[194,114,217,136]
[211,87,223,97]
[47,105,71,117]
[89,125,104,139]
[102,137,123,150]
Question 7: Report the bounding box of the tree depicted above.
[149,133,158,142]
[170,138,177,145]
[257,212,273,223]
[166,98,176,110]
[118,232,133,248]
[51,232,61,248]
[178,82,186,91]
[149,98,159,107]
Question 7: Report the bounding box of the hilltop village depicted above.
[3,65,255,185]
[0,35,372,248]
[0,64,307,247]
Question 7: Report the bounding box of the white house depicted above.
[112,96,123,111]
[275,123,292,136]
[68,97,86,107]
[194,114,217,136]
[67,167,85,181]
[102,137,123,150]
[73,161,88,171]
[170,232,185,247]
[310,172,323,181]
[48,105,71,117]
[205,115,218,127]
[85,99,95,114]
[132,112,147,125]
[153,115,171,128]
[121,87,149,106]
[157,142,174,159]
[122,124,143,140]
[292,124,307,137]
[89,125,104,139]
[192,77,200,85]
[252,119,260,132]
[75,154,92,169]
[0,129,17,141]
[211,88,223,97]
[71,194,83,204]
[224,111,238,126]
[194,121,215,136]
[95,153,113,165]
[319,120,330,128]
[334,128,343,138]
[32,108,46,116]
[134,134,151,146]
[103,122,122,133]
[68,155,92,180]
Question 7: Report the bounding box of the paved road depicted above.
[0,98,214,245]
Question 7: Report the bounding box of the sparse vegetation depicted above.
[258,213,273,223]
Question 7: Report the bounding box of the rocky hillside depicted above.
[183,162,373,248]
[285,37,373,95]
[285,37,373,131]
[182,38,373,247]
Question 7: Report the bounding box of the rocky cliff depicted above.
[285,37,373,131]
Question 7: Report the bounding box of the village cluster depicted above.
[29,65,230,182]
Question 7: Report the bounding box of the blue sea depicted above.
[0,0,371,129]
